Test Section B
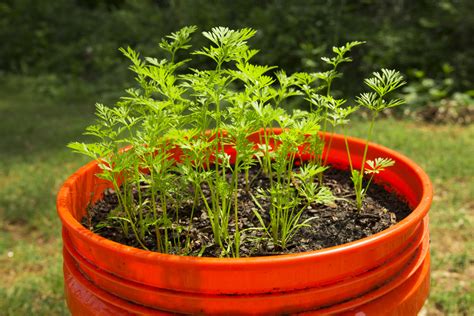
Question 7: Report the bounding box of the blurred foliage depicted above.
[390,66,474,124]
[0,0,473,96]
[402,66,456,109]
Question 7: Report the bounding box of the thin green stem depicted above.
[232,154,241,258]
[149,169,162,253]
[364,174,376,196]
[184,183,199,254]
[342,125,354,173]
[323,126,335,166]
[360,113,377,176]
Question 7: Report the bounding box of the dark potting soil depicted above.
[82,167,412,257]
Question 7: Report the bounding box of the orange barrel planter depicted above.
[57,131,432,315]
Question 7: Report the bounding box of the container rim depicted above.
[57,131,433,265]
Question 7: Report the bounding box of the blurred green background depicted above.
[0,1,472,315]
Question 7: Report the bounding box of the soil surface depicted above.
[82,166,412,257]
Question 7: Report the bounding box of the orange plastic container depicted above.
[57,131,433,315]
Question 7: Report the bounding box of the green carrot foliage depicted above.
[69,26,407,256]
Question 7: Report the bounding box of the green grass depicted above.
[0,76,472,315]
[0,77,97,315]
